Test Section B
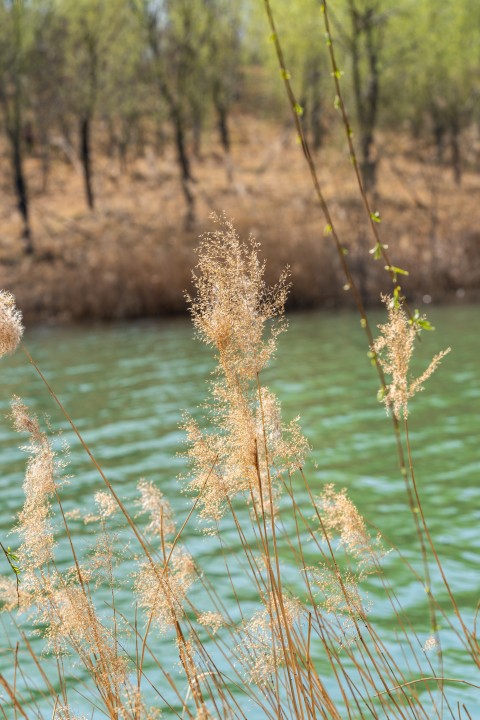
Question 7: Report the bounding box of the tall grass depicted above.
[0,4,479,718]
[0,213,477,718]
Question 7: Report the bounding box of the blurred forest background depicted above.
[1,0,480,322]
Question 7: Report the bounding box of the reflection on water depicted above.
[0,306,479,714]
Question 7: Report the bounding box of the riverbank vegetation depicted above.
[1,0,480,321]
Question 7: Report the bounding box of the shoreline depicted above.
[1,118,479,324]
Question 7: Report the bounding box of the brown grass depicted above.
[1,115,479,324]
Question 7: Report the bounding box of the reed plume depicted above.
[134,550,197,635]
[184,213,308,523]
[11,396,57,574]
[136,478,176,538]
[8,399,131,713]
[373,296,450,418]
[235,592,303,687]
[0,290,23,357]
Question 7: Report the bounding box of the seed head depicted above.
[317,484,381,567]
[136,479,176,539]
[11,398,56,571]
[423,635,439,653]
[85,490,119,524]
[373,297,450,418]
[134,550,196,634]
[0,290,23,357]
[235,593,303,686]
[197,611,226,634]
[187,213,289,383]
[184,217,309,523]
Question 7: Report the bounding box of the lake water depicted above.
[0,306,478,716]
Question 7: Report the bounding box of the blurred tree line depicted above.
[0,0,479,251]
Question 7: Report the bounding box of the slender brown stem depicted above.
[375,676,480,697]
[404,420,479,664]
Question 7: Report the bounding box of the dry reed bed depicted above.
[0,116,479,324]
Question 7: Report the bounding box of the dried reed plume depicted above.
[9,400,130,711]
[0,290,23,357]
[423,635,439,653]
[373,296,450,418]
[133,479,198,636]
[136,478,176,538]
[85,489,119,523]
[0,574,30,612]
[197,611,226,634]
[235,592,303,686]
[184,214,308,522]
[188,214,289,381]
[311,486,379,644]
[53,706,89,720]
[312,565,368,618]
[39,579,126,677]
[11,397,57,572]
[134,550,197,634]
[318,483,383,569]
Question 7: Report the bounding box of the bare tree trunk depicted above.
[11,125,33,253]
[350,2,380,192]
[172,110,195,227]
[173,110,193,184]
[215,98,233,184]
[217,104,230,154]
[38,127,51,193]
[145,7,196,225]
[311,93,323,150]
[0,24,34,254]
[302,59,323,150]
[431,105,446,164]
[362,20,379,191]
[1,78,34,253]
[117,116,133,174]
[80,115,95,210]
[449,113,462,185]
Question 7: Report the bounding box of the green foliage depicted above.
[0,0,479,226]
[1,543,21,578]
[0,0,479,166]
[369,242,388,260]
[392,285,403,308]
[409,308,435,332]
[385,264,409,282]
[382,0,480,139]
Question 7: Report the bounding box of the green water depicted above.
[0,306,478,716]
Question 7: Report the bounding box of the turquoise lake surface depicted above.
[0,306,478,717]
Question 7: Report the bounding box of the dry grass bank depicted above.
[1,115,479,323]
